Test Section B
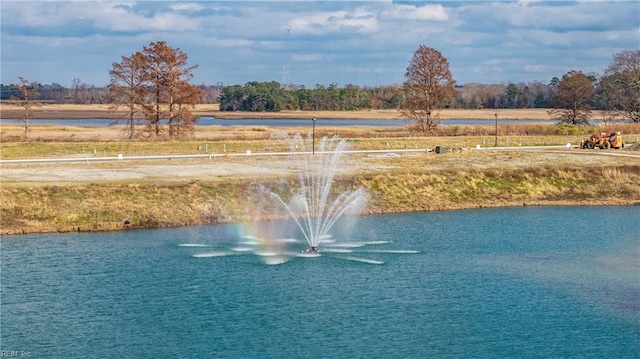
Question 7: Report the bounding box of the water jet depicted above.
[250,134,366,253]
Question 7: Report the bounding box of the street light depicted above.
[312,118,317,154]
[494,113,498,147]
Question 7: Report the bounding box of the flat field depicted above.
[1,105,639,235]
[2,103,569,120]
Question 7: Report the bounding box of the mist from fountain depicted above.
[254,134,366,252]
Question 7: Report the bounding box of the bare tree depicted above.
[598,107,622,126]
[401,45,456,132]
[594,76,623,125]
[10,77,40,138]
[456,83,484,109]
[478,84,507,108]
[169,81,202,137]
[141,41,201,138]
[548,70,594,125]
[524,81,554,108]
[71,78,80,102]
[600,49,640,123]
[107,41,201,139]
[108,52,147,139]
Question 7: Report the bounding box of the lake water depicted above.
[1,206,638,358]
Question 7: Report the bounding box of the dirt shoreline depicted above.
[2,149,639,235]
[3,201,637,236]
[1,104,638,236]
[0,103,562,120]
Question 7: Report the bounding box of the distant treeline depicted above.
[218,81,556,111]
[0,78,614,111]
[0,80,557,110]
[218,82,403,111]
[0,82,223,105]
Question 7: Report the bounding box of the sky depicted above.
[1,0,638,88]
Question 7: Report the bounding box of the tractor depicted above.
[581,132,624,149]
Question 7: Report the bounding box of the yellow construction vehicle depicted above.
[581,131,624,149]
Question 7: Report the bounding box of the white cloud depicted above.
[4,2,68,27]
[288,9,379,35]
[1,1,637,87]
[169,2,206,12]
[1,1,203,33]
[523,64,546,73]
[516,0,544,4]
[292,53,326,62]
[380,4,448,22]
[91,3,202,33]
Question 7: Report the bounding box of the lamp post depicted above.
[312,118,317,154]
[494,113,498,147]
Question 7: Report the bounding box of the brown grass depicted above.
[0,103,222,120]
[3,122,640,160]
[2,104,639,235]
[2,163,638,235]
[1,103,587,120]
[359,164,640,213]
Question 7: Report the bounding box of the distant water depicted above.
[1,206,638,358]
[1,117,550,127]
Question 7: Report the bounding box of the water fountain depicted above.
[252,134,366,253]
[185,133,416,264]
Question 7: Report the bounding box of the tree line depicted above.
[1,78,554,111]
[399,47,640,130]
[0,81,222,105]
[5,68,634,117]
[5,42,639,137]
[218,82,403,112]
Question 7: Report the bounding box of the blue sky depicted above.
[1,1,638,88]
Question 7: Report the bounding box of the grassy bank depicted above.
[358,164,640,213]
[2,110,639,235]
[2,162,639,235]
[2,123,639,160]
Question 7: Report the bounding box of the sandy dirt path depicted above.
[2,147,638,185]
[1,103,565,120]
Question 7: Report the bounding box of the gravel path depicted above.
[1,148,638,184]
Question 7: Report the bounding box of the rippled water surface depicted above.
[1,206,638,358]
